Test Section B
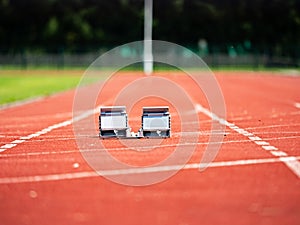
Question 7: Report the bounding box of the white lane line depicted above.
[262,146,278,151]
[0,144,17,149]
[196,104,300,178]
[0,96,44,110]
[246,123,300,130]
[11,140,26,144]
[0,108,97,153]
[270,151,287,157]
[282,157,300,175]
[248,136,262,141]
[254,141,270,146]
[294,102,300,109]
[0,156,300,184]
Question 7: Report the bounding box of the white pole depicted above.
[144,0,153,75]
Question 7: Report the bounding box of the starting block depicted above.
[141,107,170,138]
[99,106,130,138]
[99,106,171,139]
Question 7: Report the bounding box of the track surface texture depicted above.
[0,71,299,225]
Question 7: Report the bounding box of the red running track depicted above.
[0,71,299,225]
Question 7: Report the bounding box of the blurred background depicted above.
[0,0,299,69]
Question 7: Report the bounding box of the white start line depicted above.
[195,104,300,179]
[0,156,299,184]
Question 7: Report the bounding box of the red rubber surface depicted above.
[0,71,299,225]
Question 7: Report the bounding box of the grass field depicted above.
[0,70,84,105]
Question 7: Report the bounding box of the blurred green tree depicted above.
[0,0,298,58]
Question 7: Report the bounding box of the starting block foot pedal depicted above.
[99,106,130,138]
[141,106,171,138]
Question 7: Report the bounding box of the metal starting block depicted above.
[99,106,171,139]
[141,106,170,138]
[99,106,130,138]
